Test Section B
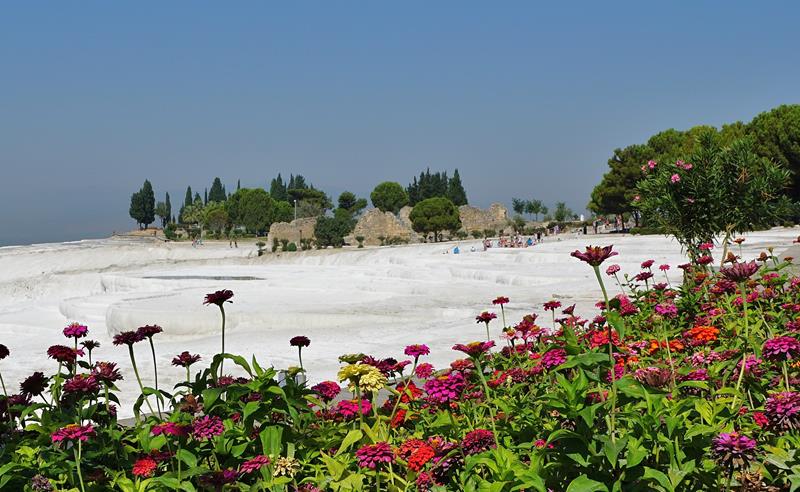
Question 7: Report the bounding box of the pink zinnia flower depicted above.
[151,422,190,437]
[659,264,670,271]
[475,312,497,324]
[762,336,800,362]
[461,429,496,456]
[415,362,434,379]
[63,322,88,339]
[404,344,430,358]
[605,264,621,276]
[240,455,270,474]
[764,392,800,432]
[355,442,394,469]
[711,432,758,470]
[311,381,340,403]
[540,349,567,370]
[570,245,618,266]
[52,424,94,444]
[192,415,224,439]
[543,300,562,311]
[172,351,201,367]
[452,341,495,358]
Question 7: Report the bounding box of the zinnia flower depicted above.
[762,336,800,362]
[335,399,372,419]
[81,340,100,351]
[711,432,758,470]
[570,245,618,266]
[424,371,466,405]
[540,348,567,370]
[492,296,509,305]
[311,381,341,403]
[136,325,163,338]
[764,392,800,431]
[475,311,497,324]
[192,415,224,439]
[543,300,562,311]
[355,442,394,469]
[461,429,496,456]
[404,344,431,359]
[240,455,270,474]
[93,361,123,383]
[112,331,144,346]
[203,289,234,307]
[641,259,655,269]
[272,457,299,477]
[289,335,310,348]
[151,422,191,437]
[62,374,100,397]
[63,322,88,339]
[0,344,8,359]
[452,341,495,358]
[51,424,94,444]
[132,457,158,478]
[172,351,201,367]
[20,371,48,396]
[415,362,434,379]
[720,261,760,283]
[605,264,621,276]
[47,345,82,364]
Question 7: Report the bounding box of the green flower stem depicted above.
[104,384,110,414]
[53,362,63,409]
[484,322,491,342]
[783,362,791,392]
[128,345,156,418]
[500,305,506,330]
[660,320,677,390]
[148,337,162,419]
[732,282,750,410]
[472,358,499,448]
[388,360,417,431]
[75,439,86,492]
[592,265,617,440]
[0,370,6,399]
[298,347,304,371]
[218,306,227,379]
[186,366,191,387]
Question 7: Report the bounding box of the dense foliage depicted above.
[2,243,800,490]
[129,180,156,229]
[590,104,800,219]
[409,197,462,242]
[636,132,790,257]
[406,169,468,207]
[371,182,409,215]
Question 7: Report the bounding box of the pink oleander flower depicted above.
[606,264,621,276]
[762,336,800,362]
[240,455,270,474]
[404,344,430,358]
[356,442,394,469]
[711,432,758,470]
[720,261,760,282]
[540,348,567,370]
[151,422,190,437]
[570,245,618,266]
[764,392,800,432]
[52,424,94,444]
[670,173,681,183]
[475,311,497,324]
[63,322,88,339]
[461,429,496,456]
[203,289,234,307]
[424,371,466,405]
[172,351,201,367]
[647,160,657,169]
[290,335,310,348]
[415,362,434,379]
[192,415,224,439]
[452,341,495,358]
[311,381,341,403]
[675,159,693,170]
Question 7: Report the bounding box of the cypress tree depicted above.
[209,177,226,202]
[237,179,241,190]
[184,186,193,208]
[129,191,144,229]
[447,168,468,205]
[204,188,208,204]
[140,180,156,228]
[194,192,202,203]
[165,192,172,223]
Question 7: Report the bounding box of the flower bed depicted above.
[1,243,800,491]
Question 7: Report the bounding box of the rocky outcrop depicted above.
[458,203,509,234]
[351,209,417,246]
[267,217,317,245]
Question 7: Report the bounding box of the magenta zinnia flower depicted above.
[311,381,341,403]
[355,442,394,469]
[63,322,88,339]
[720,261,760,282]
[192,415,224,439]
[62,374,100,397]
[203,289,234,307]
[240,455,270,474]
[570,245,618,266]
[475,312,497,324]
[136,324,163,339]
[711,432,758,470]
[52,424,94,444]
[151,422,191,437]
[415,362,434,379]
[461,429,496,456]
[172,351,201,367]
[540,348,567,370]
[605,264,621,276]
[404,344,430,358]
[424,371,466,405]
[764,392,800,432]
[641,259,654,269]
[762,336,800,362]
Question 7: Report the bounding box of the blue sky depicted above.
[1,2,798,245]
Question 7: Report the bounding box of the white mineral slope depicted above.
[0,229,797,416]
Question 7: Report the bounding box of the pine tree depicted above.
[204,188,208,204]
[288,174,295,191]
[447,168,468,205]
[184,186,193,208]
[194,192,202,203]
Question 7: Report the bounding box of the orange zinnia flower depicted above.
[687,325,719,344]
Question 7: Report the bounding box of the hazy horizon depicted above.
[2,2,799,246]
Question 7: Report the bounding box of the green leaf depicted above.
[260,426,284,455]
[606,311,626,339]
[335,429,363,457]
[566,475,608,492]
[177,448,197,469]
[201,388,224,409]
[643,467,673,492]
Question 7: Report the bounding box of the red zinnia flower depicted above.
[172,351,201,367]
[452,341,495,358]
[475,312,497,324]
[492,296,509,305]
[204,289,234,307]
[137,325,163,338]
[132,457,158,478]
[112,331,144,346]
[47,345,82,364]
